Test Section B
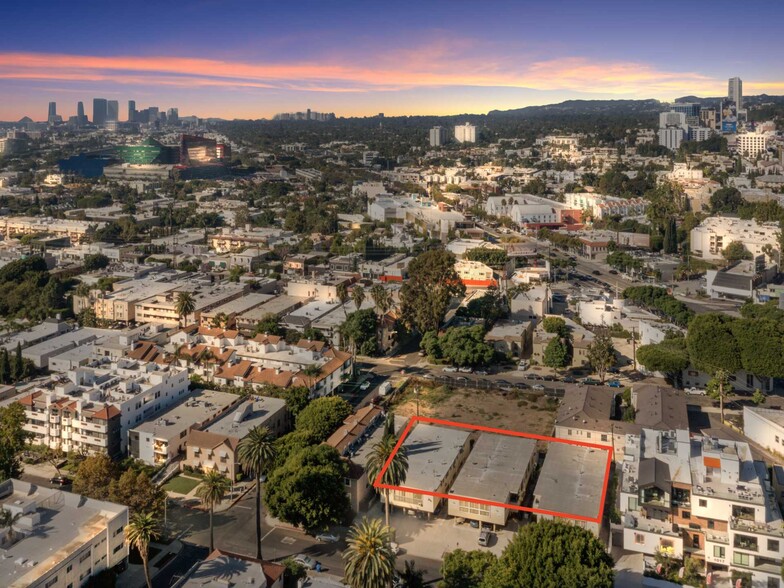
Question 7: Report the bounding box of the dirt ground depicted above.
[391,379,558,438]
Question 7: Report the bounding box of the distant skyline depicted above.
[1,0,782,121]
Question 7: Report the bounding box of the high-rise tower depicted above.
[728,77,743,109]
[93,98,108,126]
[47,102,57,124]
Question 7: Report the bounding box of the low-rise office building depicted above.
[447,433,537,528]
[0,479,128,588]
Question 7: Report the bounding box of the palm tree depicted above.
[343,518,396,588]
[0,509,22,545]
[237,425,276,560]
[370,284,391,317]
[365,435,408,530]
[352,285,365,312]
[196,470,230,552]
[336,282,349,317]
[175,291,196,327]
[125,511,160,588]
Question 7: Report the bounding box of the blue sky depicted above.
[0,0,781,120]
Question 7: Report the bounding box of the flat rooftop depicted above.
[204,396,287,439]
[0,479,126,588]
[533,442,608,521]
[449,433,536,504]
[400,423,471,493]
[131,388,241,441]
[238,295,306,321]
[200,293,274,317]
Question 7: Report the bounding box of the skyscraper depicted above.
[454,123,476,144]
[77,101,85,121]
[728,77,743,109]
[166,108,179,124]
[93,98,108,126]
[128,100,136,123]
[107,100,119,122]
[429,126,447,147]
[47,102,57,124]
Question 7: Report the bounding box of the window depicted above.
[767,578,780,588]
[628,497,638,511]
[45,577,58,588]
[682,511,691,519]
[634,533,645,545]
[79,551,91,563]
[457,501,490,517]
[344,477,351,487]
[768,539,780,552]
[708,520,715,529]
[601,434,608,442]
[67,564,73,572]
[699,499,707,507]
[733,552,750,566]
[113,544,124,554]
[586,432,591,438]
[777,436,780,443]
[713,546,725,558]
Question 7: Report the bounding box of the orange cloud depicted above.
[0,51,780,98]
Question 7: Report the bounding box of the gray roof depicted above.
[132,389,240,441]
[204,396,287,439]
[712,272,752,291]
[534,442,608,520]
[401,423,471,493]
[638,458,671,489]
[449,433,536,503]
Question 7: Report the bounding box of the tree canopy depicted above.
[400,249,465,333]
[295,396,353,442]
[0,403,29,482]
[440,549,498,588]
[543,337,571,371]
[686,313,742,375]
[339,308,379,356]
[423,325,495,367]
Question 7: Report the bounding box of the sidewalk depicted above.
[164,473,253,513]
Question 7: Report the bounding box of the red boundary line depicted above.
[373,415,614,524]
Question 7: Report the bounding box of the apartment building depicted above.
[210,227,295,253]
[135,283,248,327]
[387,423,472,516]
[0,216,105,245]
[690,216,779,261]
[564,193,648,221]
[619,428,784,588]
[454,259,497,288]
[184,396,288,478]
[737,133,769,158]
[531,316,594,369]
[18,358,189,456]
[0,479,128,588]
[129,388,241,466]
[743,407,784,459]
[447,433,537,528]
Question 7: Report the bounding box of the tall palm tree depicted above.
[0,509,22,544]
[352,285,365,312]
[237,425,276,560]
[175,291,196,327]
[336,282,349,318]
[365,435,408,530]
[125,511,160,588]
[370,285,391,317]
[196,470,230,552]
[343,518,396,588]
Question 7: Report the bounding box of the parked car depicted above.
[608,367,620,374]
[562,376,577,383]
[592,270,601,275]
[531,384,545,391]
[359,381,371,391]
[608,269,618,275]
[315,532,339,543]
[458,366,473,373]
[582,377,601,385]
[526,373,542,380]
[607,379,622,388]
[478,530,493,546]
[50,475,72,487]
[475,370,489,376]
[443,366,458,373]
[469,520,480,529]
[294,555,317,570]
[542,375,556,381]
[686,387,707,396]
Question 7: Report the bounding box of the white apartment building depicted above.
[564,192,648,220]
[743,407,784,458]
[660,112,687,128]
[429,126,447,147]
[737,133,770,158]
[658,127,686,151]
[689,127,714,142]
[690,216,779,261]
[18,358,190,457]
[619,428,784,588]
[454,123,477,144]
[0,479,128,588]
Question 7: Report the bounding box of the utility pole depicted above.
[631,326,637,371]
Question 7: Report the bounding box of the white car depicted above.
[294,554,317,570]
[531,384,545,391]
[685,387,707,396]
[390,542,401,555]
[359,381,371,391]
[316,532,339,543]
[443,366,458,373]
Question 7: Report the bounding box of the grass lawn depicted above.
[163,474,202,495]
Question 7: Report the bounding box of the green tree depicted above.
[686,314,741,376]
[480,520,614,588]
[0,403,30,481]
[83,253,110,272]
[281,386,311,419]
[365,435,409,530]
[710,187,743,213]
[636,337,690,380]
[752,389,767,406]
[0,349,9,385]
[707,369,732,424]
[440,549,498,588]
[175,291,196,327]
[370,284,392,317]
[196,470,231,552]
[265,445,351,530]
[237,426,276,560]
[543,337,570,372]
[352,285,366,311]
[109,469,166,516]
[295,396,353,442]
[400,250,465,334]
[72,454,118,500]
[587,330,615,383]
[399,560,425,588]
[731,318,784,380]
[438,326,494,367]
[722,240,752,262]
[125,512,161,588]
[343,518,396,588]
[663,217,678,254]
[339,308,379,356]
[252,313,284,337]
[542,317,569,337]
[336,282,350,317]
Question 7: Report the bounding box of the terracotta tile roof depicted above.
[89,404,122,420]
[214,360,254,381]
[251,334,283,345]
[188,428,241,449]
[295,338,326,352]
[244,367,296,388]
[326,404,384,454]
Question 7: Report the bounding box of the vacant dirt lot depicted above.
[391,379,558,438]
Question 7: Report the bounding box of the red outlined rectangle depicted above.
[373,416,613,524]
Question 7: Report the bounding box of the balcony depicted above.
[731,517,784,538]
[26,410,47,422]
[49,415,60,424]
[79,420,107,434]
[733,535,759,552]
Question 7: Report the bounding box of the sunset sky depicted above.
[1,0,782,121]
